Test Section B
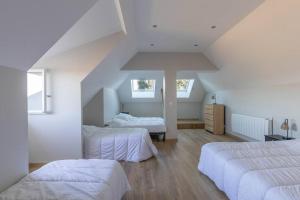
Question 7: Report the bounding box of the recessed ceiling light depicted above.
[194,44,199,47]
[152,25,157,28]
[211,25,216,29]
[150,43,154,46]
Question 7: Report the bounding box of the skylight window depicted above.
[131,79,155,98]
[176,79,194,98]
[27,69,46,114]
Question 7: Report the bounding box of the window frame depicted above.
[176,79,194,98]
[131,79,156,98]
[27,69,47,114]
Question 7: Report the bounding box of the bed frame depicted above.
[149,132,166,141]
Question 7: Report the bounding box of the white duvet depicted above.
[198,139,300,200]
[0,159,130,200]
[109,114,166,133]
[83,126,158,162]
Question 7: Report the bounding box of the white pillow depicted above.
[109,118,126,127]
[114,113,134,121]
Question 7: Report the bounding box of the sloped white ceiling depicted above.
[81,0,138,106]
[44,0,122,58]
[123,52,217,71]
[135,0,264,52]
[34,32,125,74]
[0,0,97,71]
[199,0,300,92]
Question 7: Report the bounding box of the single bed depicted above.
[198,139,300,200]
[109,113,166,141]
[83,125,158,162]
[0,159,130,200]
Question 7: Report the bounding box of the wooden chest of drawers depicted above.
[204,104,225,135]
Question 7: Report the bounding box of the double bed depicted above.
[83,125,158,162]
[108,113,166,141]
[198,139,300,200]
[0,159,130,200]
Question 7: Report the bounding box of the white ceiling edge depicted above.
[114,0,127,34]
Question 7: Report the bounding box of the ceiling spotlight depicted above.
[194,44,199,47]
[152,25,157,28]
[211,25,216,29]
[150,43,155,46]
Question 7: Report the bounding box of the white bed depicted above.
[198,139,300,200]
[0,159,130,200]
[83,125,158,162]
[108,113,166,133]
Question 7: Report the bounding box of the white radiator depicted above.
[231,114,271,141]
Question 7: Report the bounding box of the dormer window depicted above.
[131,79,155,98]
[176,79,194,98]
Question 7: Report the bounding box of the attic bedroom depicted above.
[1,0,300,200]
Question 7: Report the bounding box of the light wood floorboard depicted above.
[122,129,242,200]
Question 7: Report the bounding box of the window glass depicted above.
[131,79,155,98]
[27,70,45,113]
[176,79,194,98]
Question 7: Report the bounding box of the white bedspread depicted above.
[198,139,300,200]
[83,126,158,162]
[109,116,166,133]
[0,159,130,200]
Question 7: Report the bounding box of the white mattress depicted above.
[198,139,300,200]
[0,159,130,200]
[83,126,158,162]
[109,117,166,133]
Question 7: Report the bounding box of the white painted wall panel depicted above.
[0,66,28,192]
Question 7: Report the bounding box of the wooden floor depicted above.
[177,120,204,129]
[29,129,241,200]
[122,129,241,200]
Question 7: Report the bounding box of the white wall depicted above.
[0,66,28,192]
[83,89,103,127]
[118,71,205,119]
[118,71,164,103]
[118,71,164,117]
[103,88,120,123]
[164,69,178,139]
[29,68,84,163]
[177,72,205,120]
[203,83,300,139]
[123,102,163,117]
[177,102,202,119]
[83,88,120,126]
